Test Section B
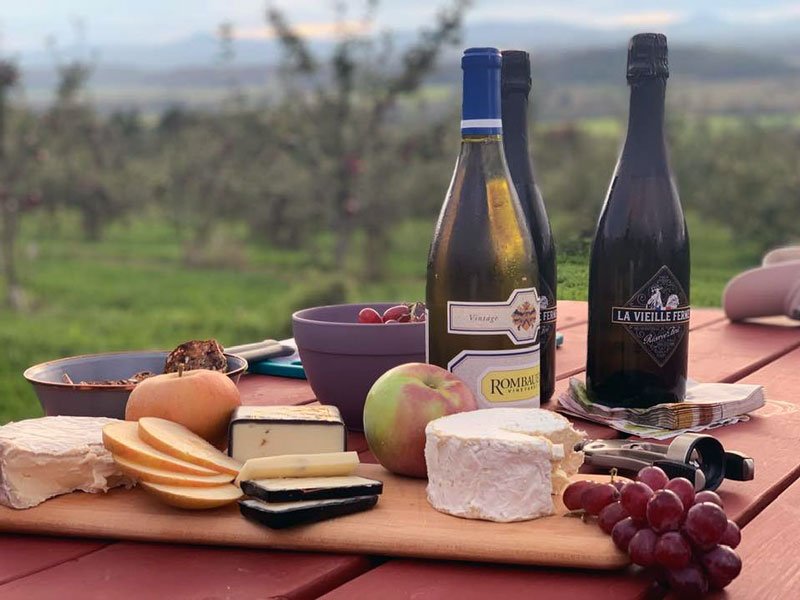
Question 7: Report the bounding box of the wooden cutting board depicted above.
[0,464,628,570]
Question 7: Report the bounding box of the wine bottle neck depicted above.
[501,89,534,180]
[461,48,503,135]
[620,77,668,174]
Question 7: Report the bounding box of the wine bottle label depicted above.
[447,346,540,408]
[611,265,690,366]
[447,287,540,345]
[539,290,557,344]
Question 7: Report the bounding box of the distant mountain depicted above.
[15,14,800,71]
[533,47,800,85]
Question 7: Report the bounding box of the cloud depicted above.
[234,19,371,41]
[593,11,684,28]
[724,2,800,22]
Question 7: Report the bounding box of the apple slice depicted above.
[140,481,242,510]
[103,421,219,476]
[138,417,241,476]
[112,454,234,487]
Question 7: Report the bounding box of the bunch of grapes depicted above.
[563,466,742,597]
[358,302,426,324]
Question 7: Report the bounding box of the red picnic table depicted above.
[1,300,799,599]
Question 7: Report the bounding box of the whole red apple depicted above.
[363,362,477,478]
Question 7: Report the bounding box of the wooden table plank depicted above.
[554,300,589,330]
[702,346,800,526]
[0,535,108,586]
[238,375,316,406]
[318,559,658,600]
[0,542,373,600]
[687,320,800,383]
[711,474,800,599]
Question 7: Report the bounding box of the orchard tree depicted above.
[0,60,45,308]
[267,0,470,278]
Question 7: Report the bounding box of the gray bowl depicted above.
[24,351,247,419]
[292,303,425,431]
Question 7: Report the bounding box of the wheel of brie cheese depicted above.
[424,408,586,522]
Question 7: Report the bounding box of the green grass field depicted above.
[0,211,758,424]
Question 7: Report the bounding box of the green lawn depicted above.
[0,212,758,424]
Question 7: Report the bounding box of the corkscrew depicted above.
[576,434,755,491]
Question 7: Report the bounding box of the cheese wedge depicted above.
[137,418,241,476]
[103,422,219,476]
[235,452,359,487]
[140,481,243,509]
[227,405,346,462]
[112,454,234,487]
[1,417,135,509]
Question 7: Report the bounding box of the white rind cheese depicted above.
[424,408,586,522]
[0,416,135,509]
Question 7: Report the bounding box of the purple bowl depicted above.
[292,303,425,431]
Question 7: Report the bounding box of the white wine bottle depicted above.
[426,47,541,409]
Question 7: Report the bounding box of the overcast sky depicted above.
[3,1,800,51]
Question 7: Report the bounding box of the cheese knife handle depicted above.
[226,340,296,363]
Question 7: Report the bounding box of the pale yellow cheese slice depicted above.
[112,454,233,487]
[235,451,359,487]
[137,418,242,476]
[140,481,242,510]
[102,422,219,476]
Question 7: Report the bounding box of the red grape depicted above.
[610,479,626,494]
[684,502,728,550]
[694,490,724,508]
[598,501,629,534]
[654,531,692,569]
[382,305,410,322]
[358,307,383,324]
[637,466,669,490]
[611,517,640,552]
[647,489,685,533]
[700,545,742,589]
[384,319,399,324]
[582,483,618,515]
[665,477,695,514]
[562,480,597,511]
[620,481,654,522]
[628,528,658,567]
[667,564,709,597]
[720,519,741,549]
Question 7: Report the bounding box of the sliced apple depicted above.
[112,454,234,487]
[138,417,241,476]
[140,481,242,510]
[103,421,219,476]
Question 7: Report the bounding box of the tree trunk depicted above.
[363,223,388,282]
[0,86,22,308]
[0,197,21,308]
[332,156,355,266]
